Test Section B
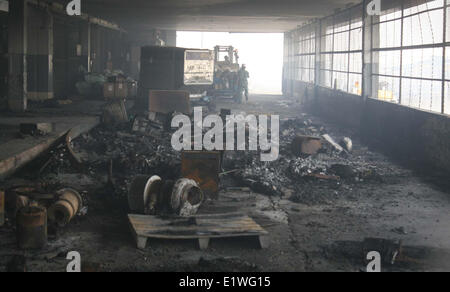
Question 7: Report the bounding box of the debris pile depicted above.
[220,117,401,204]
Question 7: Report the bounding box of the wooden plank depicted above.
[129,217,266,235]
[128,214,268,242]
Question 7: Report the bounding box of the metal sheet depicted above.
[181,151,221,200]
[184,49,215,85]
[149,90,191,114]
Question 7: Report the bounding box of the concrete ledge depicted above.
[0,116,99,180]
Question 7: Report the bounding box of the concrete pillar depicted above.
[314,20,322,87]
[27,5,53,101]
[8,0,28,111]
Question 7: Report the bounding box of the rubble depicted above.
[340,137,353,153]
[6,255,27,273]
[217,117,398,204]
[291,135,322,156]
[322,134,344,153]
[102,100,129,126]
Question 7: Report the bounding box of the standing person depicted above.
[238,64,250,103]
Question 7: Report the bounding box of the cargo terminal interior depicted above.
[0,0,449,272]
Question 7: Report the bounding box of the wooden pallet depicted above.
[128,213,269,250]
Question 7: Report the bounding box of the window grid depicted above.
[285,0,449,115]
[294,25,316,83]
[372,0,448,114]
[319,5,363,95]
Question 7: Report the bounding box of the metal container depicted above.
[0,190,5,226]
[15,195,30,215]
[181,151,221,199]
[149,90,191,115]
[16,206,47,249]
[102,100,128,125]
[48,188,82,227]
[291,135,322,156]
[171,178,204,217]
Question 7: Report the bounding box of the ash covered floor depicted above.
[1,94,450,272]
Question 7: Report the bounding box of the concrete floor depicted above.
[0,94,449,272]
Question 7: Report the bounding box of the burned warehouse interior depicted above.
[0,0,449,274]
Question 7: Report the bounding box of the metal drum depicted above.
[16,206,47,249]
[48,188,82,227]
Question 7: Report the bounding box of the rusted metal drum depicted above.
[15,195,30,215]
[0,190,5,226]
[171,178,204,217]
[16,206,47,249]
[48,188,82,227]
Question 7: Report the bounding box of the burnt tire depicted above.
[128,175,150,213]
